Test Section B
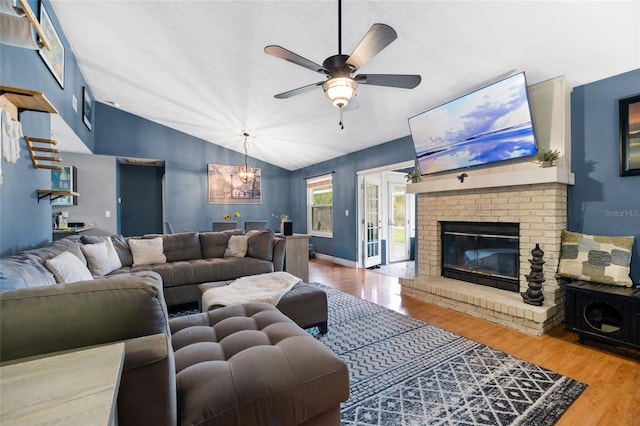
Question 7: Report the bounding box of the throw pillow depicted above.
[557,230,634,287]
[81,238,122,276]
[80,235,103,245]
[128,237,167,267]
[224,235,248,258]
[45,251,94,284]
[200,229,244,258]
[246,229,274,261]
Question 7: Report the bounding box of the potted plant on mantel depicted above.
[536,149,560,167]
[405,166,423,183]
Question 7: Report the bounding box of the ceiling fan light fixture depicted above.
[323,77,357,108]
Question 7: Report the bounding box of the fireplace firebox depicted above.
[441,222,520,292]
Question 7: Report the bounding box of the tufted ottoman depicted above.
[169,303,348,426]
[199,281,328,334]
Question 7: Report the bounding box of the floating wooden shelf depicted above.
[0,86,58,121]
[37,189,80,203]
[25,137,63,170]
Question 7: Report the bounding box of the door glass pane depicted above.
[366,183,379,257]
[390,185,406,259]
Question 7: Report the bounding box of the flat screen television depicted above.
[408,72,537,176]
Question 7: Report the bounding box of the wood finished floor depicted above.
[309,259,640,426]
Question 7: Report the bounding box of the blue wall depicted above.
[2,0,638,286]
[570,69,640,283]
[0,1,93,255]
[94,103,292,233]
[290,136,416,262]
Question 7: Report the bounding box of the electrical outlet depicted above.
[105,211,111,218]
[345,209,349,216]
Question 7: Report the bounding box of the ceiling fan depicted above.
[264,0,421,128]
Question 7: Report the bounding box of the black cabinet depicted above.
[565,281,640,350]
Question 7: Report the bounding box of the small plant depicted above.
[536,149,560,163]
[405,166,422,183]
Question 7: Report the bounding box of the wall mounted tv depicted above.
[408,72,537,176]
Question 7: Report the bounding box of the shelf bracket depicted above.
[37,190,79,203]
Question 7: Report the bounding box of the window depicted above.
[307,174,333,237]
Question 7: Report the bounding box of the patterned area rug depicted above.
[311,283,586,426]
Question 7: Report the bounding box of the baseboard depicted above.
[314,253,357,268]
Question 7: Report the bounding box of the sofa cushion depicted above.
[200,229,243,258]
[22,236,88,267]
[224,235,248,258]
[129,238,167,267]
[557,230,634,287]
[190,257,275,286]
[81,238,122,276]
[246,230,274,261]
[0,272,167,361]
[44,251,94,283]
[161,232,202,262]
[0,254,57,290]
[109,235,133,267]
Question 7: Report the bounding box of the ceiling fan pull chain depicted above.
[339,107,344,130]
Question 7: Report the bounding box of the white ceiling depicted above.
[50,1,640,171]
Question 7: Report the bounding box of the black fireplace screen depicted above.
[441,222,520,292]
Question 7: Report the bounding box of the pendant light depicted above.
[236,132,256,183]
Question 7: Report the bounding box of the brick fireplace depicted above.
[401,181,569,335]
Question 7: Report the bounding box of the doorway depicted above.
[118,159,165,236]
[357,161,415,269]
[388,182,411,263]
[363,174,381,268]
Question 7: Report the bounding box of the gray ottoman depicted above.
[199,281,328,334]
[169,303,348,425]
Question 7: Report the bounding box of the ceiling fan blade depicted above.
[274,81,325,99]
[354,74,421,89]
[265,45,329,75]
[346,23,397,71]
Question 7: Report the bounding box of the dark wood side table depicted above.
[565,280,640,350]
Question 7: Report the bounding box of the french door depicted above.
[388,183,410,262]
[363,174,382,268]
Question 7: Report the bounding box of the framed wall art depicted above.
[619,94,640,176]
[38,4,64,88]
[83,86,93,130]
[208,164,262,204]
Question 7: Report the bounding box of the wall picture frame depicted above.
[38,4,64,88]
[208,164,262,204]
[619,94,640,177]
[83,86,93,130]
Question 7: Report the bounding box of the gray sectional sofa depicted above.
[0,231,350,425]
[0,229,286,307]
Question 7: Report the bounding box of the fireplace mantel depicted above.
[407,166,574,194]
